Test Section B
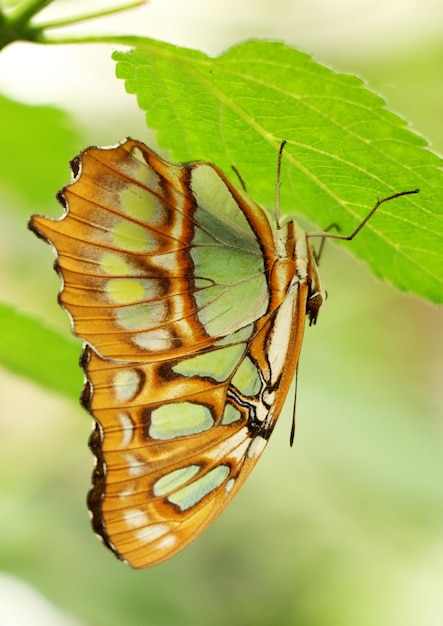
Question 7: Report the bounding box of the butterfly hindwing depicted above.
[29,138,323,567]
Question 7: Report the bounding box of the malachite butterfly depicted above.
[29,138,418,568]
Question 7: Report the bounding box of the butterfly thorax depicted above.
[274,218,325,322]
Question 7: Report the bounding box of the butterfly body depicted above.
[30,139,324,567]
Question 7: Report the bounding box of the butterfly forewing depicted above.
[29,138,322,567]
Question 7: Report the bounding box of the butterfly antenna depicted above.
[275,140,287,230]
[231,165,247,191]
[314,222,340,264]
[307,189,419,243]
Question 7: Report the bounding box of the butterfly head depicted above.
[306,288,325,326]
[306,250,325,326]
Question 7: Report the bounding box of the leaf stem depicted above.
[33,32,149,46]
[33,0,147,32]
[0,0,148,49]
[7,0,54,25]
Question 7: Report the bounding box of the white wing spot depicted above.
[133,327,174,351]
[123,509,149,528]
[248,435,267,458]
[156,534,177,550]
[123,453,145,476]
[226,478,235,493]
[113,370,141,403]
[135,524,169,543]
[262,389,275,406]
[255,402,268,423]
[117,412,134,447]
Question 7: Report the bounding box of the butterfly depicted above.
[29,138,418,568]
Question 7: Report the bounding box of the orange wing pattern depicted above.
[29,139,324,567]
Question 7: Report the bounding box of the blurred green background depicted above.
[0,1,442,625]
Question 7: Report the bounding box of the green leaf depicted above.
[0,97,85,395]
[0,302,82,398]
[0,93,80,209]
[113,38,443,303]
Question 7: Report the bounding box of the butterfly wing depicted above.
[32,139,275,361]
[30,139,316,567]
